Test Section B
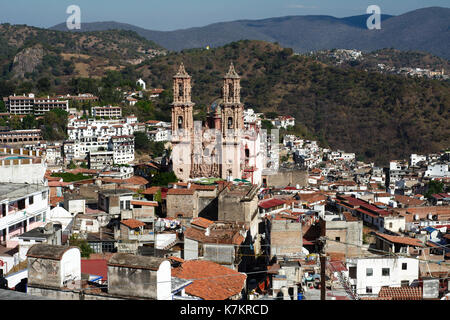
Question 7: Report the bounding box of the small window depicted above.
[402,263,407,270]
[382,268,390,276]
[401,280,409,287]
[335,237,341,242]
[366,286,372,294]
[42,191,47,200]
[389,222,393,228]
[29,196,34,205]
[228,117,233,129]
[366,268,373,276]
[349,266,357,279]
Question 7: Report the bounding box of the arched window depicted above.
[228,117,233,129]
[178,83,183,99]
[178,116,183,129]
[228,83,233,99]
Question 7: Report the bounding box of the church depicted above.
[170,62,265,185]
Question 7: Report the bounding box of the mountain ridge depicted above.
[49,7,450,59]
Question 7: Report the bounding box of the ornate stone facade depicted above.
[171,63,263,184]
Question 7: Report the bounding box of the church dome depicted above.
[209,98,223,114]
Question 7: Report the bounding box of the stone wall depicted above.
[262,170,307,188]
[107,266,158,299]
[166,194,197,219]
[270,220,303,257]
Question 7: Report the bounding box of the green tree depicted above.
[37,77,52,93]
[40,109,69,141]
[265,111,278,119]
[67,160,77,169]
[22,114,37,129]
[0,101,6,113]
[134,131,150,151]
[69,234,94,258]
[425,180,444,199]
[9,116,23,130]
[150,171,178,186]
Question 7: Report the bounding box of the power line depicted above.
[323,236,450,266]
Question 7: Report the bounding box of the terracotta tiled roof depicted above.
[50,196,64,207]
[192,184,216,191]
[360,297,393,300]
[191,217,214,229]
[167,188,195,195]
[258,198,286,209]
[168,256,184,263]
[48,181,72,187]
[298,192,327,204]
[342,211,359,222]
[130,200,158,207]
[394,194,427,206]
[171,260,246,300]
[123,176,148,185]
[142,186,161,195]
[375,232,424,247]
[120,219,146,229]
[378,286,422,300]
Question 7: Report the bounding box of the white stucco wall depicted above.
[347,257,419,296]
[60,248,81,287]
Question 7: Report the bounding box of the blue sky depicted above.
[0,0,448,30]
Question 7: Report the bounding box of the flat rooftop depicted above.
[0,183,47,202]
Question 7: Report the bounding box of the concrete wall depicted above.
[324,220,363,258]
[203,244,235,265]
[27,286,122,300]
[107,266,158,299]
[262,170,307,188]
[166,194,197,219]
[184,238,198,260]
[0,161,46,184]
[28,257,61,288]
[347,257,419,296]
[383,216,406,233]
[27,248,80,288]
[5,269,27,288]
[64,198,85,215]
[271,220,303,257]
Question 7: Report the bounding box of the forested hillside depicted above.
[137,41,450,165]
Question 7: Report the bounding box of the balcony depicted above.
[0,207,46,230]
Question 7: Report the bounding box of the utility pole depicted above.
[320,255,326,300]
[319,236,327,301]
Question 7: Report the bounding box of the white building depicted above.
[108,135,135,165]
[147,128,171,142]
[424,163,449,178]
[92,106,122,118]
[4,94,69,115]
[136,78,146,91]
[0,183,50,247]
[243,108,262,127]
[346,257,419,297]
[270,115,295,129]
[47,205,75,235]
[410,154,426,167]
[64,136,110,160]
[0,149,47,185]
